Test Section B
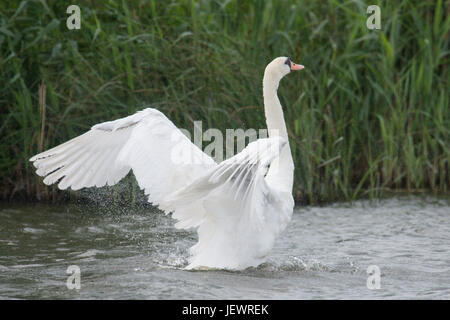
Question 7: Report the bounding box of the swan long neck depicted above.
[263,73,294,192]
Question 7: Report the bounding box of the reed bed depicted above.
[0,0,448,204]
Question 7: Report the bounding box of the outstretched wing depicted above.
[30,108,216,207]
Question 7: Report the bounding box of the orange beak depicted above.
[290,61,304,71]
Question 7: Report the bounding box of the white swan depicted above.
[30,57,304,270]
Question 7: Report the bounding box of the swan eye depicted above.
[284,57,291,68]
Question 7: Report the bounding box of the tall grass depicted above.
[0,0,448,204]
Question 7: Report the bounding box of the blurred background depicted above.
[0,0,448,204]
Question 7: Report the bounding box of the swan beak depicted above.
[290,61,304,71]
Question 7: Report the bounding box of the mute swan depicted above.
[30,57,304,270]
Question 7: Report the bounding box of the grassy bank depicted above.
[0,0,448,204]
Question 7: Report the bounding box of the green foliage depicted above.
[0,0,448,203]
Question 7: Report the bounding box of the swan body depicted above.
[30,57,304,270]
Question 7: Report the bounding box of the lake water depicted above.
[0,196,449,299]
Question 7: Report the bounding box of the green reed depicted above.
[0,0,448,204]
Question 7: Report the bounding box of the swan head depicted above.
[264,57,304,85]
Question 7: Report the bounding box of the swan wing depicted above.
[164,136,293,269]
[165,136,288,227]
[30,108,216,207]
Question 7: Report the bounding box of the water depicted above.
[0,196,449,299]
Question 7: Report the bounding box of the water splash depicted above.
[254,256,334,273]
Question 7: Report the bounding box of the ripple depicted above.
[252,256,335,273]
[75,249,104,258]
[23,227,45,234]
[1,196,449,299]
[11,264,45,269]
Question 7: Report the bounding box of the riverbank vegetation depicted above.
[0,0,448,204]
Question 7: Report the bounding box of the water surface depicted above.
[0,196,449,299]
